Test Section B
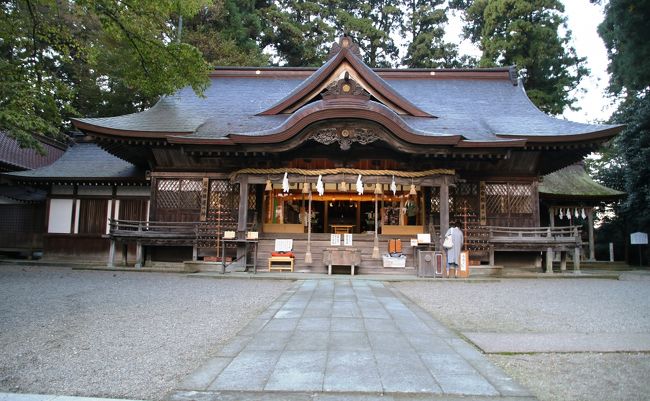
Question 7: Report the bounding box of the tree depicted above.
[598,0,650,94]
[330,0,404,68]
[451,0,587,115]
[257,0,335,67]
[0,0,211,150]
[183,0,269,67]
[402,0,468,68]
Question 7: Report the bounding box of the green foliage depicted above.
[330,0,403,68]
[403,0,470,68]
[0,0,210,150]
[257,0,335,67]
[598,0,650,94]
[183,1,269,66]
[609,95,650,232]
[452,0,588,115]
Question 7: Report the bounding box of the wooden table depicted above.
[330,224,354,234]
[323,247,361,275]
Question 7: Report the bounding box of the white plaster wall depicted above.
[48,199,74,233]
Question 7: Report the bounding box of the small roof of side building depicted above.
[71,38,623,149]
[4,142,145,184]
[539,163,625,202]
[0,132,66,172]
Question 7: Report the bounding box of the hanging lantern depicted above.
[316,175,324,196]
[265,179,272,191]
[356,174,364,195]
[302,182,310,194]
[581,208,586,219]
[390,176,397,195]
[374,182,383,195]
[282,172,290,193]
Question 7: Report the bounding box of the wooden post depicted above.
[609,242,615,262]
[560,251,567,271]
[236,176,249,269]
[588,208,595,261]
[549,207,555,228]
[108,239,115,268]
[305,191,313,264]
[439,180,449,241]
[135,240,143,268]
[574,246,581,272]
[545,247,554,273]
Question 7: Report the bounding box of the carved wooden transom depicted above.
[309,127,379,150]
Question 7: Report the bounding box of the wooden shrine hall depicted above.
[4,37,624,275]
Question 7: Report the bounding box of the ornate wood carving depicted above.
[322,76,370,100]
[310,128,380,150]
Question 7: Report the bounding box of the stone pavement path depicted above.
[167,280,535,401]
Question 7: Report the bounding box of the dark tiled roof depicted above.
[0,132,66,171]
[75,72,619,142]
[540,163,625,199]
[5,142,144,181]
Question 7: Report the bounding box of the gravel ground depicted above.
[395,279,650,401]
[0,265,292,400]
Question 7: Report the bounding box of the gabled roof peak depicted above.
[258,38,433,118]
[326,35,362,60]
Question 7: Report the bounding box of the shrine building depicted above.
[5,37,624,275]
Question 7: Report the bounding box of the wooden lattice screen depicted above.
[155,179,202,222]
[485,183,534,226]
[196,180,240,251]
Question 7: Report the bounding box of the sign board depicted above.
[417,233,431,244]
[343,234,353,246]
[631,232,648,245]
[458,251,470,278]
[330,234,341,246]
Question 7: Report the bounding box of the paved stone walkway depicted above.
[167,280,535,401]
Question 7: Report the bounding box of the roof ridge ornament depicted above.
[327,35,362,60]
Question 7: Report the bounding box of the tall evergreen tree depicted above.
[594,0,650,238]
[451,0,587,115]
[183,1,268,66]
[402,0,466,68]
[257,0,334,67]
[330,0,404,68]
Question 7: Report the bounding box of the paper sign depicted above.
[631,232,648,245]
[344,234,353,246]
[330,234,341,246]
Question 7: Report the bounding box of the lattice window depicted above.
[156,179,201,209]
[485,183,533,216]
[198,180,241,250]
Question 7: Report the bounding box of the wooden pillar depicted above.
[108,239,116,268]
[545,247,554,273]
[237,176,249,233]
[560,251,567,271]
[549,207,555,228]
[439,180,449,240]
[574,246,581,272]
[236,176,249,269]
[588,208,595,261]
[135,241,143,268]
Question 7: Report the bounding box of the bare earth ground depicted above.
[394,279,650,401]
[0,265,292,400]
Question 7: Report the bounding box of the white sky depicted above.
[447,0,615,124]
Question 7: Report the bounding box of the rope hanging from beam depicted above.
[229,167,455,180]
